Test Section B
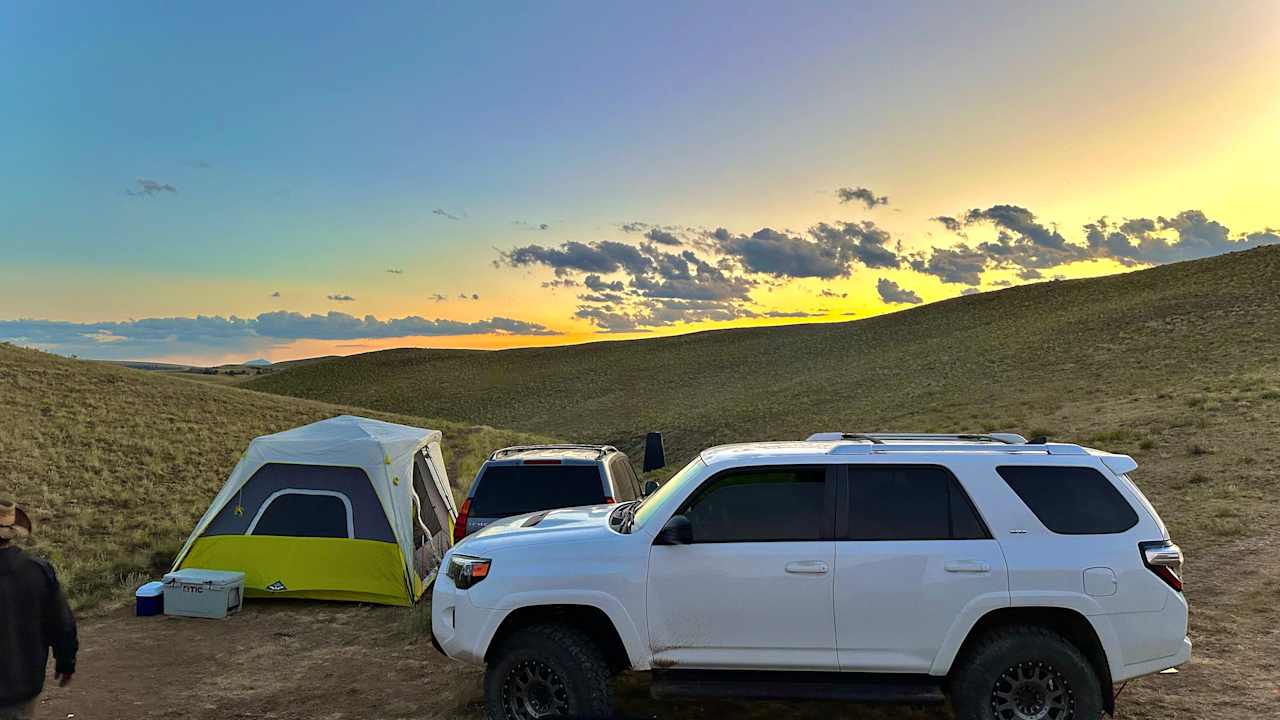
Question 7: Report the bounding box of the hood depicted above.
[456,504,618,552]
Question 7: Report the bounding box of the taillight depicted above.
[604,496,616,504]
[453,498,471,544]
[1140,540,1184,592]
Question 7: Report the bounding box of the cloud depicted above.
[327,294,356,302]
[514,220,550,231]
[630,247,755,301]
[807,221,902,269]
[432,208,461,221]
[876,278,923,305]
[1084,210,1279,265]
[386,268,404,275]
[1018,268,1043,280]
[931,216,963,233]
[909,244,989,285]
[0,312,560,359]
[714,220,903,279]
[644,228,682,246]
[716,228,851,278]
[819,289,848,298]
[501,240,652,277]
[270,291,281,298]
[836,186,889,209]
[763,310,822,318]
[458,293,480,300]
[961,287,981,296]
[541,279,580,288]
[126,178,177,197]
[584,274,624,292]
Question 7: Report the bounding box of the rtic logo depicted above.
[266,581,287,592]
[181,585,204,594]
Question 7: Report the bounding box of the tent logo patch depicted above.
[266,581,288,592]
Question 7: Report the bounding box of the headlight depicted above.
[445,554,491,590]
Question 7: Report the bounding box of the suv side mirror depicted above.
[643,432,666,472]
[654,514,692,545]
[642,480,660,497]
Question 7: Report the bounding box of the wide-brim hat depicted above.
[0,499,32,540]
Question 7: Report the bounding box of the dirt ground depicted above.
[31,509,1280,720]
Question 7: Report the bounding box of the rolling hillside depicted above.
[0,343,548,608]
[249,246,1280,462]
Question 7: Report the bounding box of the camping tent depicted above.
[172,415,457,606]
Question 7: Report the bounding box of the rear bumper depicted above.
[1115,635,1191,682]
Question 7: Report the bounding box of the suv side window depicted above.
[845,465,989,540]
[608,455,639,502]
[679,467,827,543]
[998,465,1139,534]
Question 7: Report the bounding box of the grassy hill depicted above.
[250,246,1280,458]
[0,343,548,608]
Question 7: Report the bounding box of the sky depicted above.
[2,1,1278,364]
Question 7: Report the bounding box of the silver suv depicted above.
[453,444,654,543]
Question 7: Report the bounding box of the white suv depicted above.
[432,433,1190,720]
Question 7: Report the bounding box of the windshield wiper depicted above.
[616,500,641,534]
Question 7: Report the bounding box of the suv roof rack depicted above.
[489,444,617,460]
[806,432,1028,444]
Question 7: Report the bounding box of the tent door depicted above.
[411,450,452,581]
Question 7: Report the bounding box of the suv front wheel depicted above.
[950,625,1103,720]
[484,623,614,720]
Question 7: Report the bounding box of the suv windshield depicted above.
[629,456,705,531]
[470,465,605,517]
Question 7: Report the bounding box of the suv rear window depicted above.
[470,465,605,517]
[846,465,989,540]
[998,466,1139,534]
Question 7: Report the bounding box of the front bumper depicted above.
[431,573,504,666]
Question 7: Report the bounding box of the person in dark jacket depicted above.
[0,500,77,720]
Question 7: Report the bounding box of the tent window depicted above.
[248,489,354,539]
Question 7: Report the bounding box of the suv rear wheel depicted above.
[484,623,614,720]
[950,625,1103,720]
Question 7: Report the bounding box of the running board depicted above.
[650,670,947,704]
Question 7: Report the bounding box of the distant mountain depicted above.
[243,358,273,367]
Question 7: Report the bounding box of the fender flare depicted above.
[476,589,651,670]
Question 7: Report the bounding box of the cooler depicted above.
[135,581,165,616]
[162,568,245,619]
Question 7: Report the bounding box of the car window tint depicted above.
[252,492,350,538]
[470,465,605,517]
[998,466,1138,534]
[847,466,988,540]
[681,468,825,542]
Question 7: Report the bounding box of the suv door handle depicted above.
[944,560,991,573]
[785,561,829,575]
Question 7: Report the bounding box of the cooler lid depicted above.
[163,568,247,587]
[135,580,165,597]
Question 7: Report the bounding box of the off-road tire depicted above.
[484,623,615,720]
[950,625,1104,720]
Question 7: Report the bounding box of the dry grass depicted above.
[0,343,548,610]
